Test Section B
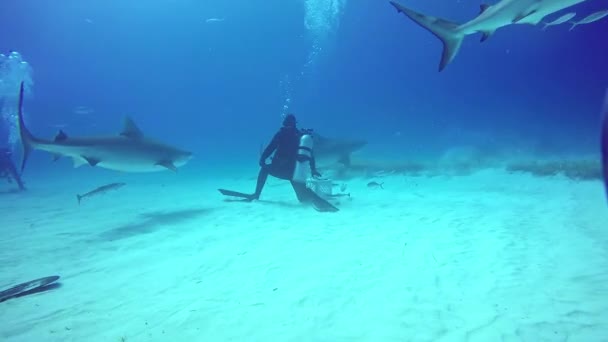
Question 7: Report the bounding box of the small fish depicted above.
[541,12,576,30]
[601,90,608,203]
[330,193,351,198]
[77,182,126,204]
[73,106,94,115]
[205,18,225,23]
[367,181,384,189]
[570,10,608,30]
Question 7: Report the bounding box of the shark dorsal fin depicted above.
[54,130,68,142]
[156,160,178,172]
[479,4,490,14]
[120,117,144,139]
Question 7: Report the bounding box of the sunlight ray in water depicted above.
[303,0,347,71]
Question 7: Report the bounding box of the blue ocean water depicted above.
[0,0,608,340]
[1,0,606,178]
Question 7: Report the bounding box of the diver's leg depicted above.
[5,160,25,190]
[250,167,269,200]
[290,181,339,212]
[290,181,312,203]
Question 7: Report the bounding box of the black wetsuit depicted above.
[251,126,318,201]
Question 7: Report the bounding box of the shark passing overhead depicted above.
[16,82,192,173]
[389,0,589,71]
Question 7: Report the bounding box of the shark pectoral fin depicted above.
[156,160,178,172]
[52,154,62,162]
[120,117,144,139]
[81,156,101,167]
[72,157,87,168]
[479,29,495,42]
[338,154,351,167]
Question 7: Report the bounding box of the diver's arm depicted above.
[310,152,321,177]
[259,133,279,166]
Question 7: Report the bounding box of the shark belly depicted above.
[94,160,168,172]
[34,141,177,172]
[77,144,172,172]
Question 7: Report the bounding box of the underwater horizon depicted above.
[1,0,608,341]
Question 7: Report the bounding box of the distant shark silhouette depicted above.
[312,132,367,167]
[389,0,588,71]
[16,82,192,173]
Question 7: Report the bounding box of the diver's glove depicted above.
[312,170,322,178]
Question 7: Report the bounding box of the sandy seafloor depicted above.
[1,166,607,341]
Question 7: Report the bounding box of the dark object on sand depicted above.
[367,181,384,189]
[0,275,60,303]
[0,147,25,191]
[77,182,126,204]
[601,90,608,202]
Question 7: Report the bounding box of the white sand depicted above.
[1,168,607,341]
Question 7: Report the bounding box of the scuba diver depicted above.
[218,113,338,212]
[0,147,25,191]
[249,113,321,201]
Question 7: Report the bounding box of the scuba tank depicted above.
[292,129,314,183]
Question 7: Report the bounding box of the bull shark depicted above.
[389,0,588,71]
[312,132,367,167]
[16,82,192,173]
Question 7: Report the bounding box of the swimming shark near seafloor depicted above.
[389,0,589,71]
[16,82,192,173]
[311,132,367,167]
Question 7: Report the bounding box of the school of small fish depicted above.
[542,9,608,31]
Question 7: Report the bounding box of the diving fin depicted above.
[218,189,255,201]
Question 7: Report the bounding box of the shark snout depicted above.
[182,151,193,161]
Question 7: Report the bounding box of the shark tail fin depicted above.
[17,82,36,172]
[389,1,464,71]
